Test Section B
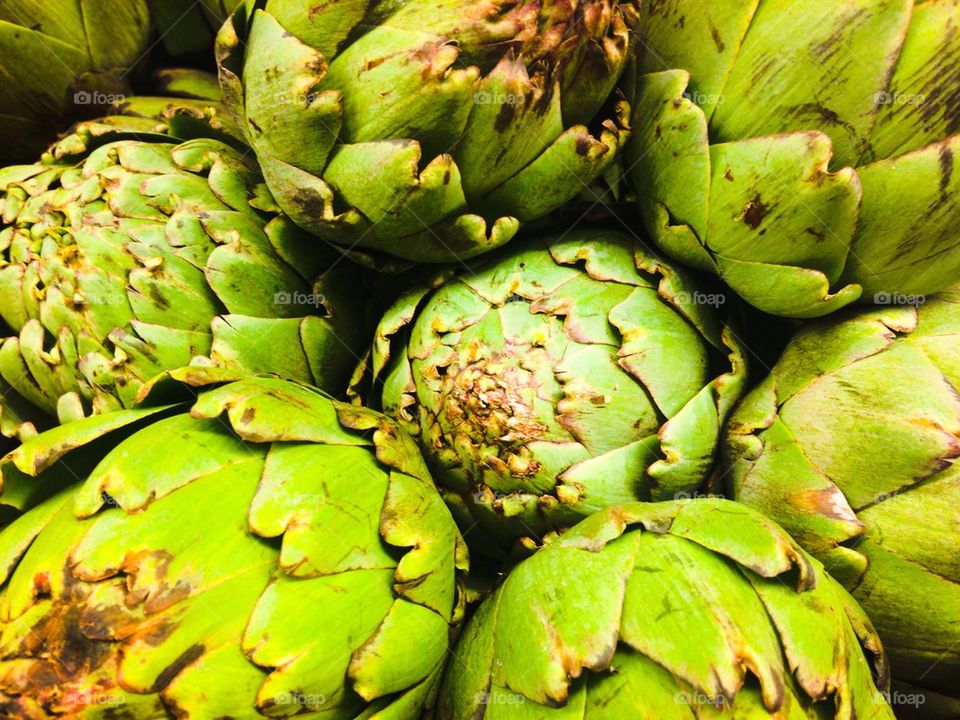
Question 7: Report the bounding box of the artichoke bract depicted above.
[0,0,150,162]
[216,1,637,263]
[725,293,960,706]
[439,499,894,719]
[0,375,467,718]
[0,116,368,440]
[356,229,746,551]
[628,0,960,318]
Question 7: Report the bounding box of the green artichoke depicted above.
[356,229,746,551]
[0,115,368,440]
[628,0,960,318]
[0,0,151,162]
[725,293,960,708]
[216,1,637,262]
[0,374,467,718]
[439,499,894,719]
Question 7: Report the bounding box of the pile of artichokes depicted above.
[0,1,956,718]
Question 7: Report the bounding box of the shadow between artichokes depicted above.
[0,371,468,718]
[353,228,747,553]
[627,0,960,318]
[0,102,370,440]
[438,499,894,719]
[145,0,246,58]
[725,292,960,709]
[215,0,638,263]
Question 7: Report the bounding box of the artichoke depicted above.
[355,229,746,551]
[725,293,960,708]
[439,499,894,719]
[0,374,467,718]
[628,0,960,318]
[216,1,637,262]
[0,0,151,162]
[0,114,368,440]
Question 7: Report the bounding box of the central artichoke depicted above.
[216,1,638,262]
[0,374,467,718]
[356,229,746,551]
[0,113,368,439]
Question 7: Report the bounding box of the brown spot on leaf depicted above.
[79,603,141,642]
[121,549,191,614]
[939,144,954,198]
[709,23,725,53]
[741,194,769,229]
[33,572,51,598]
[148,644,205,693]
[292,188,326,219]
[494,102,516,133]
[812,9,864,64]
[136,620,178,647]
[575,135,592,156]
